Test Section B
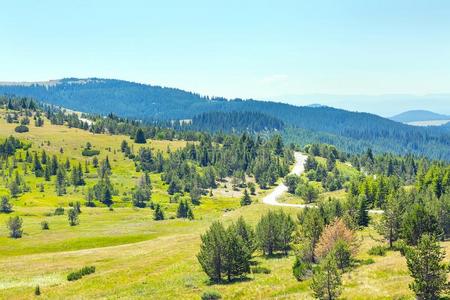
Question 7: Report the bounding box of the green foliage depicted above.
[68,208,79,226]
[406,234,447,300]
[292,256,312,281]
[0,195,13,213]
[240,189,252,206]
[34,285,41,296]
[256,210,295,256]
[134,128,146,144]
[311,254,342,300]
[41,220,50,230]
[7,216,23,238]
[67,266,95,281]
[54,207,65,215]
[14,125,29,133]
[368,245,388,256]
[401,203,442,245]
[201,290,222,300]
[197,220,252,283]
[153,204,164,221]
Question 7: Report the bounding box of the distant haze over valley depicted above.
[272,93,450,117]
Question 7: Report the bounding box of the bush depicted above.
[67,271,82,281]
[67,266,96,281]
[251,265,271,274]
[393,240,409,256]
[14,125,29,133]
[201,290,222,300]
[82,149,100,157]
[368,245,387,256]
[54,207,64,215]
[80,265,96,276]
[361,258,375,265]
[41,220,49,230]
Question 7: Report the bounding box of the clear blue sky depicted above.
[1,0,450,114]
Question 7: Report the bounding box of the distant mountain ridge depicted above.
[0,78,449,160]
[390,110,450,123]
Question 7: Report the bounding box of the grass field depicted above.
[0,111,448,299]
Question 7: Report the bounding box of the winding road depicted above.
[262,152,311,208]
[262,152,384,214]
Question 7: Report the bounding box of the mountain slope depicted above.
[1,78,450,160]
[390,110,450,123]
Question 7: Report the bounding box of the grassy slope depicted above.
[0,111,448,299]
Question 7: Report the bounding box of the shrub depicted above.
[201,290,222,300]
[361,258,375,265]
[67,266,96,281]
[393,240,409,256]
[41,220,49,230]
[82,149,100,157]
[80,265,96,276]
[54,207,64,215]
[251,266,271,274]
[67,271,82,281]
[14,125,29,133]
[368,245,387,256]
[7,216,23,238]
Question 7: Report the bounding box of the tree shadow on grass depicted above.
[205,276,253,286]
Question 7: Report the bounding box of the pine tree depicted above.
[68,208,79,226]
[377,194,402,248]
[240,189,252,206]
[153,204,164,220]
[311,254,342,300]
[357,195,369,227]
[0,196,13,213]
[197,221,227,282]
[7,216,23,238]
[134,128,147,144]
[406,234,447,300]
[223,226,251,282]
[33,152,43,177]
[55,168,66,196]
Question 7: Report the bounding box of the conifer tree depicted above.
[240,189,252,206]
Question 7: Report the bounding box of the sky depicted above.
[1,0,450,116]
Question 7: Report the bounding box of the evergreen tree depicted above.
[153,204,164,220]
[357,195,369,227]
[0,196,13,213]
[7,216,23,238]
[223,225,251,282]
[68,208,79,226]
[197,221,227,282]
[406,234,447,300]
[134,128,146,144]
[240,189,252,206]
[311,254,342,300]
[55,167,66,196]
[377,194,402,248]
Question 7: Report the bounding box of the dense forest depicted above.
[188,111,284,133]
[1,79,450,160]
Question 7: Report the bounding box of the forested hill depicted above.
[390,110,450,123]
[1,78,450,160]
[189,111,284,133]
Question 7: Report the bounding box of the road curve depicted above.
[262,152,311,208]
[262,152,384,214]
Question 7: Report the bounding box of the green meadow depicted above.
[0,111,448,299]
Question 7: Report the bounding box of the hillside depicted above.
[390,110,450,123]
[0,100,449,299]
[1,78,450,160]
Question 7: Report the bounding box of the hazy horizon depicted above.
[1,0,450,115]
